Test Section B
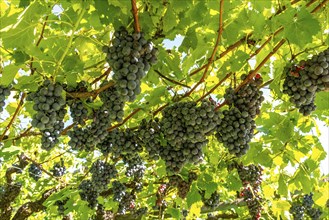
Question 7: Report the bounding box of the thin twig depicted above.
[155,70,190,88]
[91,67,112,85]
[84,60,106,70]
[0,93,26,141]
[249,27,284,59]
[67,81,114,98]
[235,39,286,92]
[306,0,318,7]
[40,151,69,164]
[108,108,141,131]
[184,0,224,97]
[196,72,232,102]
[25,156,58,180]
[131,0,141,32]
[311,0,329,13]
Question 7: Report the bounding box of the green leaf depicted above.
[0,65,19,86]
[15,75,40,92]
[278,174,288,196]
[283,8,321,47]
[166,208,181,219]
[186,183,201,207]
[163,6,177,33]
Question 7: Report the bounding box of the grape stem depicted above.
[131,0,141,33]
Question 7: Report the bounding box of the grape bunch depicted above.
[99,81,125,123]
[236,164,262,187]
[117,193,136,215]
[90,160,117,192]
[289,193,323,220]
[97,128,143,159]
[290,202,305,220]
[0,84,11,113]
[66,81,90,125]
[50,159,66,177]
[240,187,262,220]
[133,207,148,218]
[27,79,66,150]
[216,107,256,156]
[103,26,158,102]
[200,191,220,209]
[68,105,112,152]
[137,118,162,160]
[112,180,126,202]
[123,154,146,180]
[160,100,221,172]
[168,174,197,199]
[28,164,42,181]
[283,47,329,116]
[93,205,114,220]
[78,180,99,208]
[216,75,264,156]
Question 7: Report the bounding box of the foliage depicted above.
[0,0,329,219]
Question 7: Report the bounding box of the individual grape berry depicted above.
[0,84,12,113]
[90,160,117,192]
[103,26,158,102]
[50,159,66,177]
[28,164,42,181]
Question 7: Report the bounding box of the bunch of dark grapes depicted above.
[0,84,11,113]
[133,207,148,218]
[27,79,66,150]
[168,174,195,199]
[216,107,255,156]
[78,180,99,208]
[159,100,221,172]
[99,81,125,122]
[90,160,117,192]
[97,128,142,158]
[290,202,305,220]
[289,193,323,220]
[28,164,42,181]
[236,163,262,187]
[103,26,158,102]
[66,81,90,125]
[112,180,126,202]
[188,171,198,182]
[123,154,145,180]
[306,208,323,220]
[240,187,262,220]
[216,75,264,156]
[200,191,220,209]
[93,205,114,220]
[137,118,162,160]
[50,159,66,177]
[55,198,68,215]
[117,193,136,215]
[68,105,112,152]
[283,47,329,116]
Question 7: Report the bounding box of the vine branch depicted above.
[311,0,329,13]
[184,0,224,97]
[155,70,190,88]
[108,108,142,131]
[131,0,141,33]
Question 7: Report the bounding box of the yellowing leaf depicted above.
[188,201,203,219]
[272,200,291,216]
